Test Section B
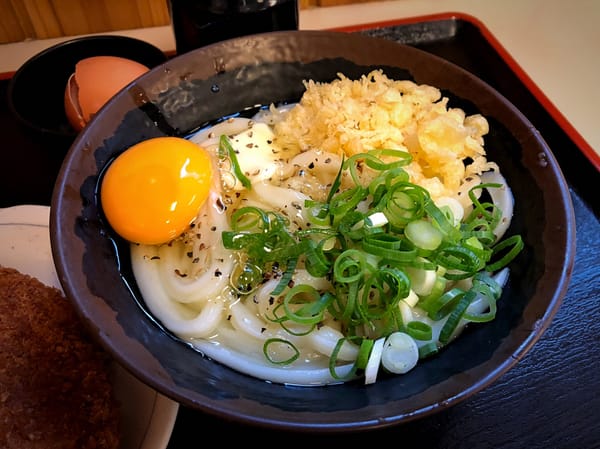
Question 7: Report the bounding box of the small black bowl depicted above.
[7,35,167,148]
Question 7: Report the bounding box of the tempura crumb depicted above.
[272,69,497,199]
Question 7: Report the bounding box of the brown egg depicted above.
[64,56,149,132]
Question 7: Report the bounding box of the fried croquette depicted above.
[0,266,120,449]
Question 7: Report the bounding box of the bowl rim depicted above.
[49,29,576,431]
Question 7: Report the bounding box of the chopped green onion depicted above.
[263,338,300,365]
[434,245,484,280]
[381,332,419,374]
[362,234,417,262]
[355,338,375,370]
[329,337,360,380]
[230,261,262,295]
[438,289,477,344]
[364,337,386,384]
[417,274,447,305]
[405,219,443,251]
[486,234,524,272]
[406,321,433,341]
[218,147,524,383]
[270,257,297,296]
[418,341,440,358]
[425,199,462,241]
[404,264,437,296]
[420,287,464,321]
[333,249,368,284]
[219,134,252,190]
[282,284,332,326]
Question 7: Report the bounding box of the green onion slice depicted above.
[216,146,524,383]
[219,134,252,190]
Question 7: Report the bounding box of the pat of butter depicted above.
[226,122,285,189]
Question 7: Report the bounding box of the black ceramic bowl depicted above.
[7,35,167,146]
[50,30,575,431]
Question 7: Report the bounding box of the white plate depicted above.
[0,204,179,449]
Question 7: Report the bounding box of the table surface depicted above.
[1,5,599,449]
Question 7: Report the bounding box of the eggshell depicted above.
[64,73,86,132]
[64,56,149,131]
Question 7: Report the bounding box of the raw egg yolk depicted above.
[100,136,213,245]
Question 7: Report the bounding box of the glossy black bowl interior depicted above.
[7,35,167,146]
[50,30,575,431]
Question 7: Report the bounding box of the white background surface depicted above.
[1,0,598,158]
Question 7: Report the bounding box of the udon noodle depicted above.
[130,70,521,386]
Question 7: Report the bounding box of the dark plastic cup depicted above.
[168,0,299,55]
